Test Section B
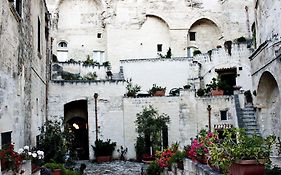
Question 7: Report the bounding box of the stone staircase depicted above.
[242,105,260,135]
[234,94,260,136]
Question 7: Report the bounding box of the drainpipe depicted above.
[94,93,99,141]
[207,105,212,132]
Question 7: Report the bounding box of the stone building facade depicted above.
[250,0,281,153]
[0,0,50,150]
[46,0,254,71]
[45,0,256,160]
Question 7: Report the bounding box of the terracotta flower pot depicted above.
[228,159,265,175]
[196,155,208,164]
[153,90,165,96]
[96,156,112,163]
[52,169,62,175]
[211,89,224,96]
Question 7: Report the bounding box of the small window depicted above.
[239,67,243,70]
[220,111,227,121]
[157,44,162,52]
[1,131,12,146]
[189,32,196,41]
[97,33,102,38]
[58,41,68,48]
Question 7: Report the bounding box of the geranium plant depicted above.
[208,128,276,174]
[188,129,218,162]
[0,143,23,173]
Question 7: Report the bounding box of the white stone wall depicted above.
[48,82,236,159]
[121,43,253,94]
[47,0,254,72]
[250,0,281,143]
[0,0,49,149]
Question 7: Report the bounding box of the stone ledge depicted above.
[184,158,222,175]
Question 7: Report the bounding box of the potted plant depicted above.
[208,128,276,175]
[126,79,141,97]
[168,150,186,170]
[0,144,23,173]
[37,120,72,164]
[148,84,166,96]
[188,129,218,164]
[135,106,170,161]
[206,77,230,96]
[91,139,117,163]
[44,162,65,175]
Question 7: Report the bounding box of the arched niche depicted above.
[188,18,221,53]
[139,15,171,58]
[256,71,280,138]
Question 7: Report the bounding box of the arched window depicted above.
[58,41,67,48]
[57,41,68,61]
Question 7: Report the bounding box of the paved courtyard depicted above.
[75,160,144,175]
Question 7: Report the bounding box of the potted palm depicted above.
[208,128,276,175]
[92,139,117,163]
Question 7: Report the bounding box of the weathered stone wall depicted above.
[48,80,236,159]
[121,43,253,94]
[46,0,254,71]
[250,0,281,144]
[0,0,49,149]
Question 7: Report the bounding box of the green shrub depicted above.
[193,50,201,56]
[147,161,161,175]
[196,88,205,97]
[92,139,116,157]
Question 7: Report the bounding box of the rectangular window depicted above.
[38,17,41,53]
[93,51,105,63]
[220,111,227,121]
[1,131,12,146]
[189,32,196,41]
[97,33,102,38]
[157,44,162,52]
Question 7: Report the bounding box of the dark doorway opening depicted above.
[64,100,89,160]
[216,67,237,95]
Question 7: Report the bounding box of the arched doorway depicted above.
[256,71,280,137]
[64,100,89,160]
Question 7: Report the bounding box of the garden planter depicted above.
[32,163,40,173]
[96,156,112,163]
[153,90,165,96]
[228,160,265,175]
[211,89,224,96]
[177,160,184,170]
[196,155,208,164]
[52,169,62,175]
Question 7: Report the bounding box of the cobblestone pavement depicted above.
[75,160,144,175]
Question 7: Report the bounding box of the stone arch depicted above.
[139,14,171,58]
[256,71,280,137]
[188,18,222,53]
[145,14,170,29]
[64,100,89,159]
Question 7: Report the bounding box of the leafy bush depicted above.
[38,120,73,163]
[147,161,161,175]
[193,50,202,56]
[196,88,205,97]
[92,139,117,157]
